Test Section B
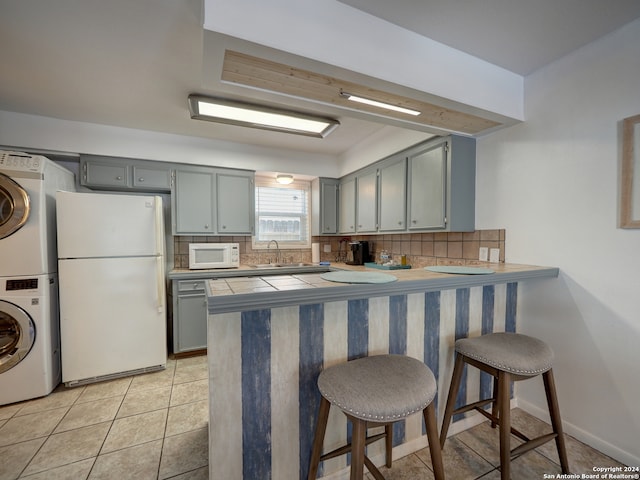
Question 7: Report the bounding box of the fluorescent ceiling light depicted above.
[340,91,421,116]
[276,174,294,184]
[188,95,339,138]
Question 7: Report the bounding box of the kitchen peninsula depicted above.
[205,262,559,480]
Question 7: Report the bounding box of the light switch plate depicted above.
[323,244,331,253]
[479,247,489,261]
[489,248,500,263]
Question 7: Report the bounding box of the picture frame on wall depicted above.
[620,114,640,228]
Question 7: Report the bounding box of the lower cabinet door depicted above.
[175,293,208,352]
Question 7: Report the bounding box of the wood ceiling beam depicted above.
[221,50,501,135]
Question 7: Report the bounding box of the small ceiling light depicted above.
[340,91,421,116]
[276,174,294,185]
[188,95,339,138]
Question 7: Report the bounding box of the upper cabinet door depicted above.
[83,160,128,189]
[408,142,447,230]
[173,169,215,234]
[216,172,254,235]
[320,180,338,234]
[378,157,407,232]
[132,166,172,191]
[356,169,378,233]
[338,178,356,234]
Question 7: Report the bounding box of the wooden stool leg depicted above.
[308,397,331,480]
[424,402,446,480]
[384,423,393,467]
[498,371,511,480]
[543,369,570,474]
[491,376,499,428]
[440,353,465,448]
[350,417,366,480]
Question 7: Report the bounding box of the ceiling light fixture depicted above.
[188,95,339,138]
[276,174,294,185]
[339,91,421,116]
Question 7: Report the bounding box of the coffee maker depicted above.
[346,241,370,265]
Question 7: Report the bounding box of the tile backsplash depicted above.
[173,230,506,269]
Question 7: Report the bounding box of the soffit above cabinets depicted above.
[202,32,518,139]
[221,50,501,135]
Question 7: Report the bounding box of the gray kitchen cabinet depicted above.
[216,172,254,234]
[407,135,475,232]
[311,177,339,235]
[378,156,407,232]
[173,169,215,234]
[356,168,378,233]
[407,142,447,229]
[338,177,356,233]
[173,279,208,353]
[132,165,172,190]
[80,155,172,192]
[172,167,255,235]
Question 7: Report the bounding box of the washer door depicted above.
[0,300,35,374]
[0,173,31,240]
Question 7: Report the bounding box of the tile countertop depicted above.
[201,262,559,314]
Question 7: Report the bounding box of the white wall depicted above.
[476,18,640,466]
[0,110,341,178]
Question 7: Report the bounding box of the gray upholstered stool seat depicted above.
[318,354,437,422]
[440,333,569,480]
[455,332,553,377]
[308,354,444,480]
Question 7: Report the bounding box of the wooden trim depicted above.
[621,114,640,228]
[222,50,501,135]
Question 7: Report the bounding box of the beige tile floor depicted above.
[0,354,626,480]
[0,355,208,480]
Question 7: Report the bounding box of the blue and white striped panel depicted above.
[208,282,519,480]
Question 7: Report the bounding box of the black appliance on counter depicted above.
[346,241,370,265]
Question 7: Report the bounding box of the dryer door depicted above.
[0,300,35,374]
[0,173,31,240]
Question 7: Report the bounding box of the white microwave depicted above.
[188,243,240,269]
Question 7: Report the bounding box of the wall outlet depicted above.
[323,244,331,253]
[479,247,489,261]
[489,248,500,263]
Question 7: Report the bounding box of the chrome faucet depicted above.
[267,240,281,264]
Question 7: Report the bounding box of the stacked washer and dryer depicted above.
[0,150,75,406]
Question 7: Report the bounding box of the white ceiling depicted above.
[1,0,639,157]
[339,0,640,76]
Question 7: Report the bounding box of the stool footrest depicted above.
[454,400,536,445]
[511,433,558,458]
[364,455,385,480]
[319,429,388,462]
[452,398,494,416]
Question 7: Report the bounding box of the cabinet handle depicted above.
[412,220,417,224]
[222,225,226,229]
[138,177,144,182]
[204,224,209,229]
[193,283,199,289]
[398,221,402,225]
[116,176,122,180]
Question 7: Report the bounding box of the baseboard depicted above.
[516,398,640,467]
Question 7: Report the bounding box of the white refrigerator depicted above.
[56,191,167,386]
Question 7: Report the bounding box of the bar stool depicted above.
[439,332,570,480]
[308,354,445,480]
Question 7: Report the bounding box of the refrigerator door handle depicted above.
[156,256,165,314]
